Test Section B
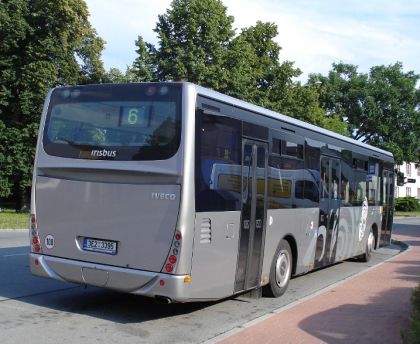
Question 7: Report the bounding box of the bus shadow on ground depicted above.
[0,245,217,323]
[31,287,218,323]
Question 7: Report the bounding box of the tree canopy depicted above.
[309,62,420,164]
[0,0,105,209]
[129,0,348,135]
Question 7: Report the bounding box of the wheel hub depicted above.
[367,231,374,253]
[275,250,291,288]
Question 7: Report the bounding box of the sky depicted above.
[85,0,420,82]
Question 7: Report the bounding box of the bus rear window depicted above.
[43,83,182,161]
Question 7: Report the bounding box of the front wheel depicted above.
[263,239,292,297]
[360,230,375,262]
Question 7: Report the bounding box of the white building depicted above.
[395,162,420,199]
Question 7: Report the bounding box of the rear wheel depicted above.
[360,229,375,262]
[263,239,292,297]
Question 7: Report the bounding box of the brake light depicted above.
[162,231,182,274]
[30,214,42,254]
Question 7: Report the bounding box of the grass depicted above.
[402,284,420,343]
[0,207,417,229]
[395,211,420,217]
[0,209,29,229]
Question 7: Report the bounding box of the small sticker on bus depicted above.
[45,234,55,249]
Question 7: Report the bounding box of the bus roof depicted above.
[191,83,394,159]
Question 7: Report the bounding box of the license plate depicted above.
[83,238,117,255]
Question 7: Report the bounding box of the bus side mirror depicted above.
[396,171,405,186]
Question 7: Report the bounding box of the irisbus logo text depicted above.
[91,149,117,158]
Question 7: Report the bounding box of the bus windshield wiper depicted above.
[55,137,102,150]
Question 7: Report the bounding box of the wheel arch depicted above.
[283,234,298,276]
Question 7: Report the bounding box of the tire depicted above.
[360,229,375,262]
[263,239,292,298]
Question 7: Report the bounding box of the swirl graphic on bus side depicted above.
[358,197,368,241]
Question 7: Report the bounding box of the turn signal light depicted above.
[162,230,182,274]
[30,214,42,254]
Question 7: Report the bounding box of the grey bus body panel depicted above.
[29,254,192,301]
[190,211,241,299]
[174,83,197,275]
[35,176,180,271]
[262,208,319,278]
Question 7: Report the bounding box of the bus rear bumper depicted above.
[29,254,191,302]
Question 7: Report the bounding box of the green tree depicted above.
[130,0,347,135]
[310,62,420,163]
[223,22,347,134]
[130,36,156,82]
[0,0,105,210]
[223,22,299,106]
[152,0,234,87]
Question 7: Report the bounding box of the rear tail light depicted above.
[162,231,182,274]
[30,214,42,254]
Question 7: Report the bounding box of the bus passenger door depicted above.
[235,140,268,292]
[315,157,341,267]
[380,170,394,245]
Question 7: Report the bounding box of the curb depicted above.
[391,238,409,250]
[393,216,420,219]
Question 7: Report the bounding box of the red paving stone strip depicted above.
[219,231,420,344]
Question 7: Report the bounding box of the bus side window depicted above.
[353,172,367,205]
[321,160,329,200]
[195,111,242,212]
[341,175,350,205]
[304,180,320,203]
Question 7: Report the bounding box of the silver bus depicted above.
[30,82,394,303]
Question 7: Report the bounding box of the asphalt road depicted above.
[0,218,415,344]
